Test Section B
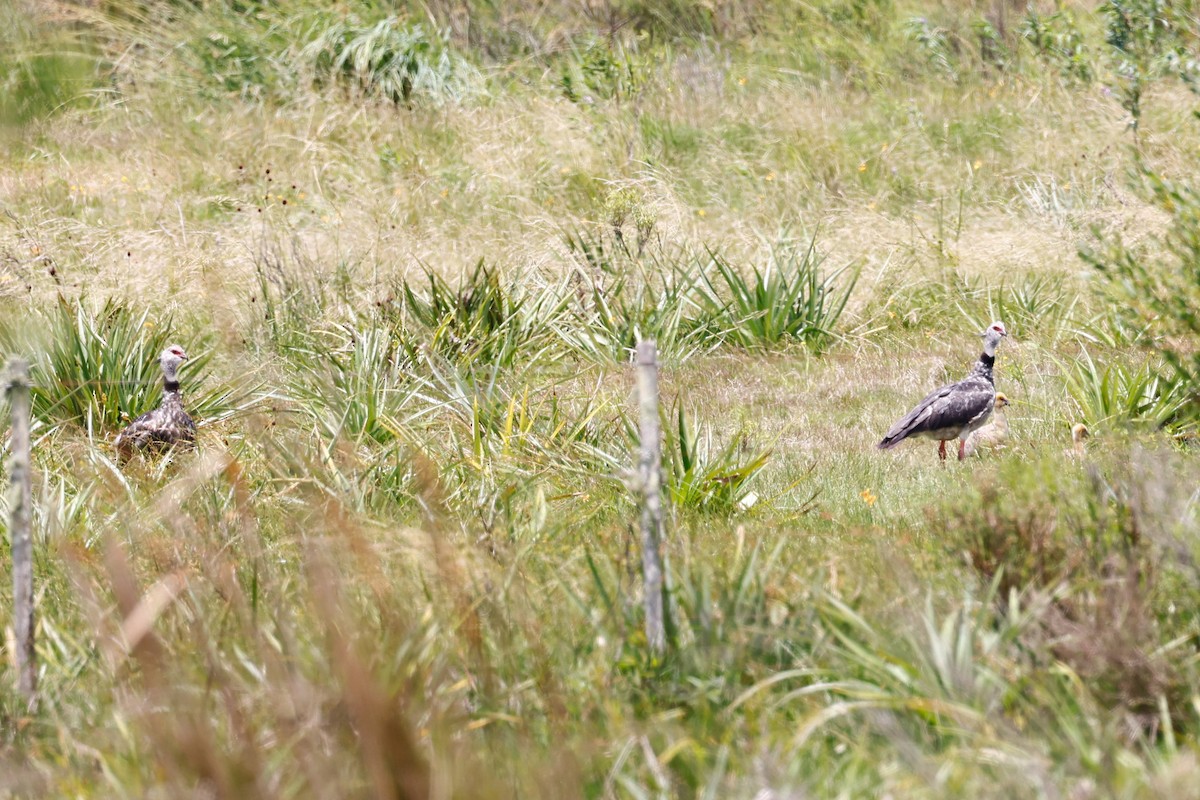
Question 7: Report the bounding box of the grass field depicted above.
[2,1,1200,797]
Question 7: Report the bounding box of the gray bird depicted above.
[878,322,1008,461]
[115,344,196,462]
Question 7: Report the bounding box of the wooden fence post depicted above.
[635,341,665,656]
[6,358,36,703]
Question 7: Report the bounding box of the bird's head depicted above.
[980,321,1008,356]
[1071,422,1089,443]
[994,392,1009,409]
[160,344,188,381]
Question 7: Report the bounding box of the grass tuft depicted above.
[303,16,477,105]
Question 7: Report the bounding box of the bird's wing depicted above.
[115,408,159,447]
[115,407,195,457]
[878,378,995,448]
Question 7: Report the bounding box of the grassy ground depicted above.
[2,1,1200,797]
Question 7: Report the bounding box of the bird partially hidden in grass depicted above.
[878,322,1008,461]
[1064,423,1089,459]
[115,344,196,462]
[963,392,1010,457]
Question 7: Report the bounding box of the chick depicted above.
[963,392,1010,458]
[1064,423,1089,459]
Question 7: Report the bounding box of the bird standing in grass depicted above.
[115,344,196,462]
[878,322,1008,461]
[963,392,1010,457]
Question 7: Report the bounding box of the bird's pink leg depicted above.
[958,439,967,461]
[938,440,947,461]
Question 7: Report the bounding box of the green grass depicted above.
[2,1,1200,797]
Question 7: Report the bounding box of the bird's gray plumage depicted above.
[878,323,1008,460]
[115,345,196,462]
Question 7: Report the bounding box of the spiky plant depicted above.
[285,322,420,446]
[557,229,716,363]
[1062,348,1189,432]
[698,238,856,353]
[664,405,771,513]
[390,260,564,369]
[0,298,240,435]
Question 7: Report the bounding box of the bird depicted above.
[878,322,1008,461]
[115,344,196,462]
[963,392,1010,457]
[1064,423,1089,459]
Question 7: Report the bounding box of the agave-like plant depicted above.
[0,298,242,434]
[1063,348,1190,432]
[286,322,423,446]
[664,405,771,513]
[955,273,1079,344]
[698,237,856,353]
[391,259,563,369]
[556,229,717,363]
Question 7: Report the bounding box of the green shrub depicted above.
[582,530,806,718]
[186,16,285,100]
[1083,168,1200,428]
[903,16,958,79]
[560,38,653,103]
[1020,8,1095,82]
[285,323,416,445]
[557,229,715,363]
[1101,0,1198,138]
[0,10,100,127]
[941,457,1200,739]
[304,17,476,105]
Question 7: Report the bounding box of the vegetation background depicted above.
[2,0,1200,797]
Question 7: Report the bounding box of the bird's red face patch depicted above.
[991,324,1007,336]
[169,346,186,359]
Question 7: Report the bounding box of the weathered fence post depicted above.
[6,358,36,703]
[635,341,666,656]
